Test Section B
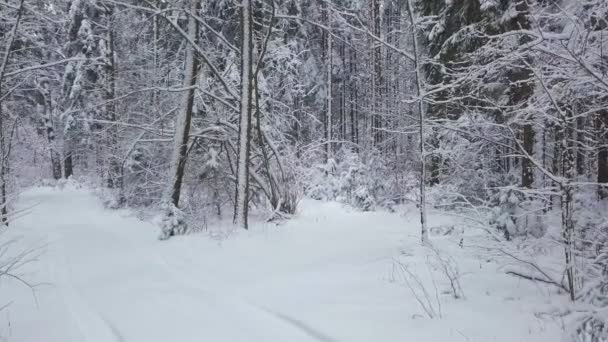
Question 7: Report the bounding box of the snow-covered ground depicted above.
[1,185,566,341]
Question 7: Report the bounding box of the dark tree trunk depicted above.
[166,0,201,207]
[370,0,383,148]
[576,116,586,176]
[598,109,608,199]
[505,0,535,189]
[349,45,359,152]
[0,103,8,226]
[0,0,25,226]
[64,151,73,178]
[36,81,62,179]
[522,123,535,188]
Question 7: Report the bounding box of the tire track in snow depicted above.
[36,189,340,341]
[47,227,125,342]
[155,252,340,342]
[248,305,340,342]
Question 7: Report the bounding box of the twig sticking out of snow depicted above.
[426,243,465,299]
[392,259,443,319]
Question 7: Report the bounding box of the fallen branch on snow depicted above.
[505,270,568,291]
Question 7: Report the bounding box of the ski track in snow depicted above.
[1,186,564,342]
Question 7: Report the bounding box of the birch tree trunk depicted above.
[234,0,254,229]
[406,0,428,244]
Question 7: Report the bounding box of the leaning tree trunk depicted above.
[234,0,254,229]
[160,0,201,239]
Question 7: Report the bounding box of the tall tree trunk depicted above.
[64,151,74,179]
[0,0,25,226]
[576,116,586,176]
[551,127,562,209]
[161,0,201,238]
[349,45,359,152]
[339,42,346,149]
[37,81,62,179]
[325,32,333,162]
[406,0,428,244]
[0,102,8,226]
[598,109,608,199]
[370,0,383,148]
[560,111,577,301]
[234,0,254,229]
[103,4,121,193]
[521,123,535,188]
[506,0,535,189]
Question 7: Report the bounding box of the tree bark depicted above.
[505,0,535,189]
[103,4,122,192]
[0,0,25,226]
[64,151,73,179]
[234,0,254,229]
[37,81,62,179]
[406,0,428,244]
[325,32,333,162]
[164,0,200,209]
[370,0,383,148]
[560,112,576,301]
[349,45,359,151]
[521,123,535,188]
[598,109,608,199]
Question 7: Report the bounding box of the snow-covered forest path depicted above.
[2,186,562,342]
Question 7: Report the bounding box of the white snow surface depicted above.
[1,185,566,342]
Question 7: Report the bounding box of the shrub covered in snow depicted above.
[488,188,547,240]
[304,149,408,211]
[159,203,187,240]
[571,199,608,342]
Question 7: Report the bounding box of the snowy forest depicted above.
[1,0,608,341]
